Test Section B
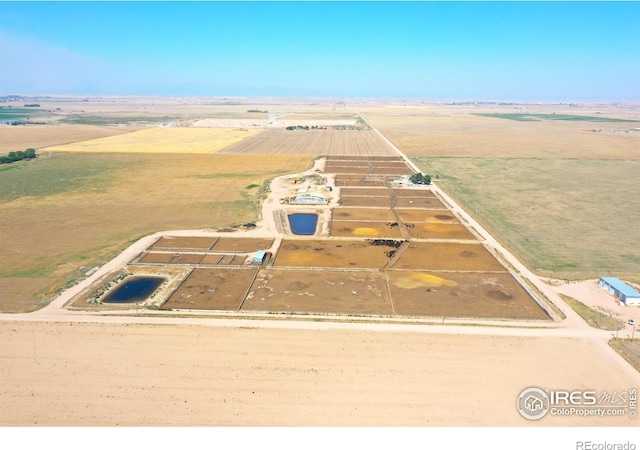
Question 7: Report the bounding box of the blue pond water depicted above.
[288,213,318,235]
[103,277,165,303]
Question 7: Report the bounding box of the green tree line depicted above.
[0,148,37,165]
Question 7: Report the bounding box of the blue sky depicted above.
[0,1,638,99]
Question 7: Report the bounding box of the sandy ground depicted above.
[1,114,638,427]
[0,320,637,426]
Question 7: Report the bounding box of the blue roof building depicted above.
[598,277,640,305]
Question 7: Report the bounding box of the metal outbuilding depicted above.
[598,277,640,306]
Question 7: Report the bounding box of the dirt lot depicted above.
[330,220,405,238]
[220,128,397,156]
[332,207,396,222]
[339,196,392,208]
[406,223,478,240]
[396,196,448,209]
[388,271,549,319]
[334,175,389,187]
[137,252,205,265]
[394,242,506,271]
[242,269,392,315]
[212,237,274,253]
[162,268,258,310]
[274,238,399,269]
[339,187,390,197]
[396,209,459,223]
[151,236,218,250]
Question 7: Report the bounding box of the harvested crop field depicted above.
[220,128,397,155]
[0,124,132,152]
[387,271,549,319]
[274,238,399,269]
[162,268,258,310]
[394,242,506,271]
[43,127,261,154]
[242,269,392,315]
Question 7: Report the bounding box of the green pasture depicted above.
[0,107,45,120]
[473,113,640,123]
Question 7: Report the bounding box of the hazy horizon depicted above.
[1,1,638,100]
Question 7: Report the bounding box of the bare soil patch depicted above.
[212,237,274,252]
[388,271,550,320]
[330,220,405,238]
[334,175,389,187]
[332,207,396,222]
[339,187,390,197]
[151,236,218,250]
[407,223,477,240]
[396,209,459,223]
[274,238,398,269]
[162,267,258,310]
[394,242,506,271]
[393,188,437,198]
[242,269,392,315]
[395,197,447,209]
[340,196,391,208]
[1,321,636,426]
[137,252,204,265]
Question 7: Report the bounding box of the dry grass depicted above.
[364,110,640,159]
[42,127,262,154]
[416,157,640,277]
[0,152,312,312]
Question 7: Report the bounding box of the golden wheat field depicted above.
[43,127,263,154]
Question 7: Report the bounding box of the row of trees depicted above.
[409,172,432,185]
[0,148,37,165]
